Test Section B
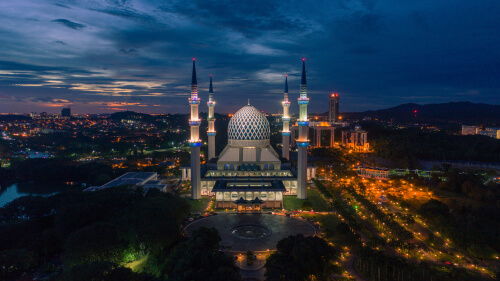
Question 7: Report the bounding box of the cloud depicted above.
[52,19,86,30]
[0,0,498,114]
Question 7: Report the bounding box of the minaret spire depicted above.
[189,58,201,199]
[284,74,289,101]
[297,58,309,199]
[301,58,307,85]
[192,58,197,86]
[209,75,213,97]
[207,75,216,160]
[281,74,291,160]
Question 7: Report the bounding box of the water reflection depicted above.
[0,184,59,207]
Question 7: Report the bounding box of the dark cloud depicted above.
[0,0,498,114]
[52,19,86,30]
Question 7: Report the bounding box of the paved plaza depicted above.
[184,213,316,252]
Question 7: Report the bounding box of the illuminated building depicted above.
[480,127,500,139]
[357,167,389,180]
[341,125,370,152]
[461,125,479,135]
[329,93,339,122]
[291,121,335,148]
[185,59,314,208]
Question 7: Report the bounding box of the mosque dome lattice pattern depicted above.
[228,105,270,140]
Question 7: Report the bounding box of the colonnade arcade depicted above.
[215,191,283,209]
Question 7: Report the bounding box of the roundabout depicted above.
[184,213,316,252]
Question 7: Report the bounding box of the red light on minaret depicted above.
[210,74,212,77]
[193,58,195,61]
[285,74,288,77]
[302,58,305,61]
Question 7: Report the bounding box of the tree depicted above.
[0,249,35,280]
[146,227,240,281]
[417,199,449,219]
[62,261,151,281]
[64,223,128,267]
[265,234,338,281]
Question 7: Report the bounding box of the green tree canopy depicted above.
[265,234,338,281]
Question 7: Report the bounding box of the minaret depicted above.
[189,59,201,199]
[207,75,216,160]
[297,58,309,199]
[281,75,290,160]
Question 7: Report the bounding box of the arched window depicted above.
[263,164,268,170]
[224,164,229,170]
[269,164,274,170]
[229,164,234,170]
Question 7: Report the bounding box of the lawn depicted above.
[185,196,212,213]
[283,187,331,212]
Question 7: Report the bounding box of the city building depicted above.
[329,93,339,122]
[61,108,71,117]
[462,125,480,135]
[357,166,389,180]
[84,172,167,191]
[341,125,370,152]
[480,127,500,139]
[291,122,335,148]
[462,125,500,139]
[185,59,313,210]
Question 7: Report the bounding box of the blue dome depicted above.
[228,105,270,140]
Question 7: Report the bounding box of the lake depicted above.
[0,184,59,207]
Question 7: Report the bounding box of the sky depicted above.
[0,0,499,114]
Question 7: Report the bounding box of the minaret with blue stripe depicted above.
[281,75,290,160]
[207,75,216,160]
[297,58,309,199]
[189,58,201,199]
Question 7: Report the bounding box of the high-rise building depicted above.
[61,108,71,117]
[329,93,339,122]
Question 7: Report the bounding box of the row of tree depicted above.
[356,246,489,281]
[345,185,414,246]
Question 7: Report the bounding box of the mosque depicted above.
[183,59,313,212]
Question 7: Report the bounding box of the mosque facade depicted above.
[185,59,313,211]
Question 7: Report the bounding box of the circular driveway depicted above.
[184,213,316,252]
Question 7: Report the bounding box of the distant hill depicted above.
[108,111,154,122]
[342,102,500,124]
